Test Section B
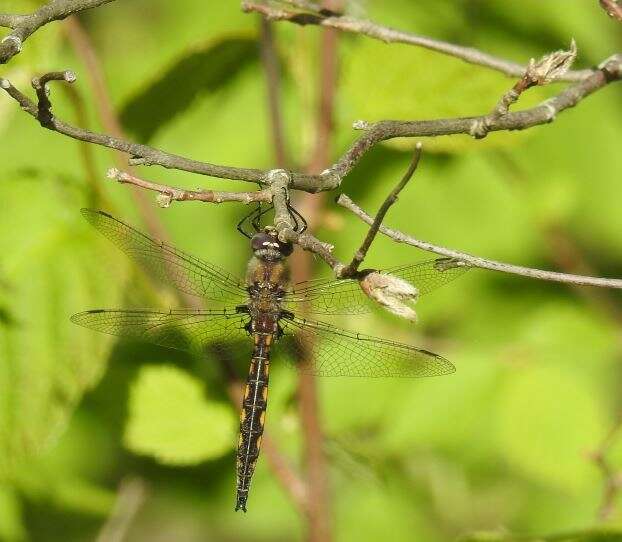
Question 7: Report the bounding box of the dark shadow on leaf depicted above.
[120,36,259,142]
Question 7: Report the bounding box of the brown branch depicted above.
[259,18,289,168]
[600,0,622,22]
[106,168,271,206]
[3,52,620,193]
[291,4,342,538]
[341,143,422,277]
[338,194,622,290]
[242,0,595,82]
[0,0,116,63]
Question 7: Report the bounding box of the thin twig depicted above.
[242,0,594,82]
[600,0,622,22]
[337,194,622,290]
[106,168,272,206]
[95,477,147,542]
[0,0,116,63]
[341,143,422,277]
[589,416,622,520]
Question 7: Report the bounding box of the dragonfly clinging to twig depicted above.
[71,209,469,512]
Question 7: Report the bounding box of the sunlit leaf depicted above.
[337,37,552,153]
[496,366,606,493]
[124,365,237,465]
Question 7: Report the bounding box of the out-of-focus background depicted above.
[1,1,622,540]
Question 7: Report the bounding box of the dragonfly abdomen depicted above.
[235,331,274,512]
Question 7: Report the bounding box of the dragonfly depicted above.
[71,209,469,512]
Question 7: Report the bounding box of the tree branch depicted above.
[242,0,595,82]
[0,0,116,63]
[1,53,620,192]
[337,194,622,290]
[259,18,290,168]
[341,143,422,277]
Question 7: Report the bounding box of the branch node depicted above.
[469,118,489,139]
[1,34,22,52]
[63,70,77,83]
[156,193,173,208]
[106,167,121,180]
[542,100,557,122]
[352,119,370,130]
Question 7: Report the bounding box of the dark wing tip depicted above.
[416,348,456,376]
[80,208,114,221]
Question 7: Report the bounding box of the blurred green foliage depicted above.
[1,0,622,541]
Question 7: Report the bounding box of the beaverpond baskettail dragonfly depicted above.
[71,209,469,512]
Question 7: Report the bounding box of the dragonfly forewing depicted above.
[81,209,249,305]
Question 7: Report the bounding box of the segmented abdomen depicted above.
[235,331,273,512]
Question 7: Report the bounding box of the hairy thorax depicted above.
[246,256,290,329]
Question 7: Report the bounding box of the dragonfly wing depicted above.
[81,209,248,304]
[277,315,455,378]
[284,278,368,315]
[71,308,250,356]
[283,257,470,315]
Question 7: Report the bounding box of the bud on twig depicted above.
[525,40,577,87]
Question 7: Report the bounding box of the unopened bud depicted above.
[526,40,577,86]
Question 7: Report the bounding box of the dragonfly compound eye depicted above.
[278,241,293,256]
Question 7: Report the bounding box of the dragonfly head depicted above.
[251,229,293,261]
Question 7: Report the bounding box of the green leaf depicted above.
[0,174,127,481]
[496,366,606,493]
[120,35,259,142]
[124,365,237,465]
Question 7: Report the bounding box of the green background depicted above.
[1,1,622,540]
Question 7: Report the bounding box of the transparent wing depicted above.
[283,257,470,315]
[71,307,250,355]
[277,315,455,378]
[81,209,248,304]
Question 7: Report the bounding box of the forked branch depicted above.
[1,53,620,192]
